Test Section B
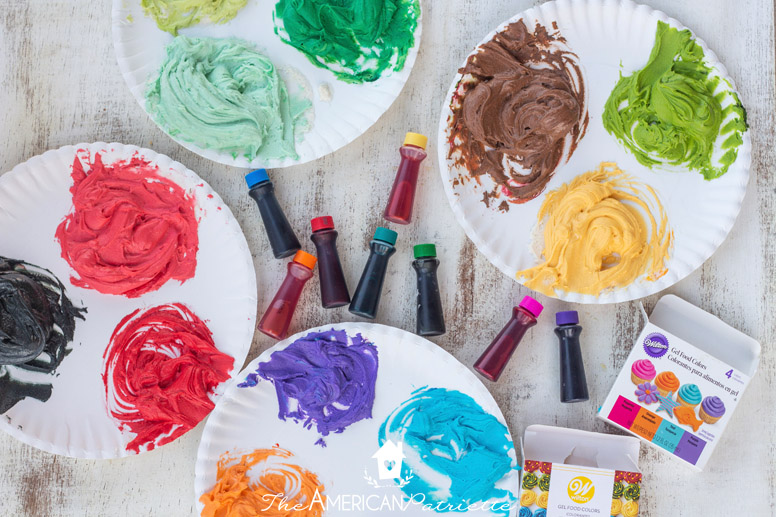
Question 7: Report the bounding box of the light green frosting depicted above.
[603,21,747,180]
[141,0,248,36]
[273,0,420,83]
[145,37,312,161]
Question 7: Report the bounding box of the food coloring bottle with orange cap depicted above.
[310,216,350,308]
[349,227,397,319]
[259,250,317,340]
[474,296,543,381]
[412,243,445,336]
[383,132,428,225]
[246,169,301,259]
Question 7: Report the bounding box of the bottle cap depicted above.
[292,250,317,269]
[518,296,544,317]
[373,227,398,246]
[311,216,335,232]
[556,310,579,326]
[404,132,428,150]
[245,169,270,188]
[413,243,436,259]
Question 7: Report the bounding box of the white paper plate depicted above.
[438,0,751,304]
[112,0,422,169]
[0,142,256,458]
[195,323,519,516]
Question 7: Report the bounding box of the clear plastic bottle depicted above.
[412,243,445,336]
[258,250,316,340]
[246,169,301,259]
[310,216,350,308]
[349,227,397,319]
[555,311,589,403]
[383,132,428,225]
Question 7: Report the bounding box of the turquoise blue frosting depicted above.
[678,383,702,405]
[378,387,516,514]
[519,508,532,517]
[534,510,547,517]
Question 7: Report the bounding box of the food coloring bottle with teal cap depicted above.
[259,250,317,340]
[555,310,589,403]
[474,296,543,381]
[412,243,445,336]
[349,227,397,319]
[310,216,350,308]
[383,132,428,225]
[245,169,301,259]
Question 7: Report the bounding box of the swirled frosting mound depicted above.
[146,36,312,161]
[141,0,248,36]
[603,21,747,180]
[103,303,233,453]
[55,151,198,298]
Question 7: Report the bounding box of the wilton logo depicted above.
[643,332,669,358]
[566,476,595,504]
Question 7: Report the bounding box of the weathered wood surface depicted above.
[0,0,774,515]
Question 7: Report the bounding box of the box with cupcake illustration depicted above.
[519,425,642,517]
[598,295,761,470]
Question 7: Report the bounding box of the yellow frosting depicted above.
[611,498,623,515]
[517,162,672,296]
[623,500,639,517]
[520,490,537,507]
[537,491,549,509]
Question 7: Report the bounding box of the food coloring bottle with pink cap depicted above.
[259,250,317,340]
[474,296,543,381]
[310,216,350,308]
[383,132,428,225]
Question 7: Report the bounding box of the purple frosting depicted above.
[241,328,378,445]
[701,396,726,418]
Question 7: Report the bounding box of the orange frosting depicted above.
[200,447,326,517]
[673,406,703,432]
[655,371,680,393]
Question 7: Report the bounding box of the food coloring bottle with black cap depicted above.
[412,243,445,336]
[245,169,301,259]
[474,296,543,381]
[555,310,589,403]
[349,227,397,319]
[259,250,317,340]
[310,216,350,308]
[383,132,428,225]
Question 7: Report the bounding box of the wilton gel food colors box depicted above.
[599,295,760,471]
[519,425,642,517]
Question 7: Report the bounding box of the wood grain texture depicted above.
[0,0,774,515]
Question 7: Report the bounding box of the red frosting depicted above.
[102,303,233,453]
[55,151,198,298]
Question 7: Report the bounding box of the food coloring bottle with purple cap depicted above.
[349,227,397,319]
[412,243,445,336]
[383,132,428,225]
[310,216,350,308]
[555,310,589,403]
[474,296,543,381]
[246,169,301,259]
[259,250,317,340]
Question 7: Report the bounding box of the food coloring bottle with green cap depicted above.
[310,216,350,308]
[412,243,445,336]
[474,296,543,381]
[383,132,428,225]
[245,169,301,259]
[259,250,317,340]
[555,310,589,403]
[349,227,397,319]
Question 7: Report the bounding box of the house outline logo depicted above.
[363,440,414,488]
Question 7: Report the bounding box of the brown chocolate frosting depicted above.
[448,19,588,207]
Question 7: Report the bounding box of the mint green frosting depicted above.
[603,21,747,180]
[145,37,311,161]
[141,0,248,36]
[273,0,420,83]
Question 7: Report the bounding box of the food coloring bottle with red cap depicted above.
[349,227,397,319]
[259,250,317,340]
[245,169,301,259]
[474,296,543,381]
[383,132,428,225]
[310,216,350,308]
[412,243,445,336]
[555,310,589,403]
